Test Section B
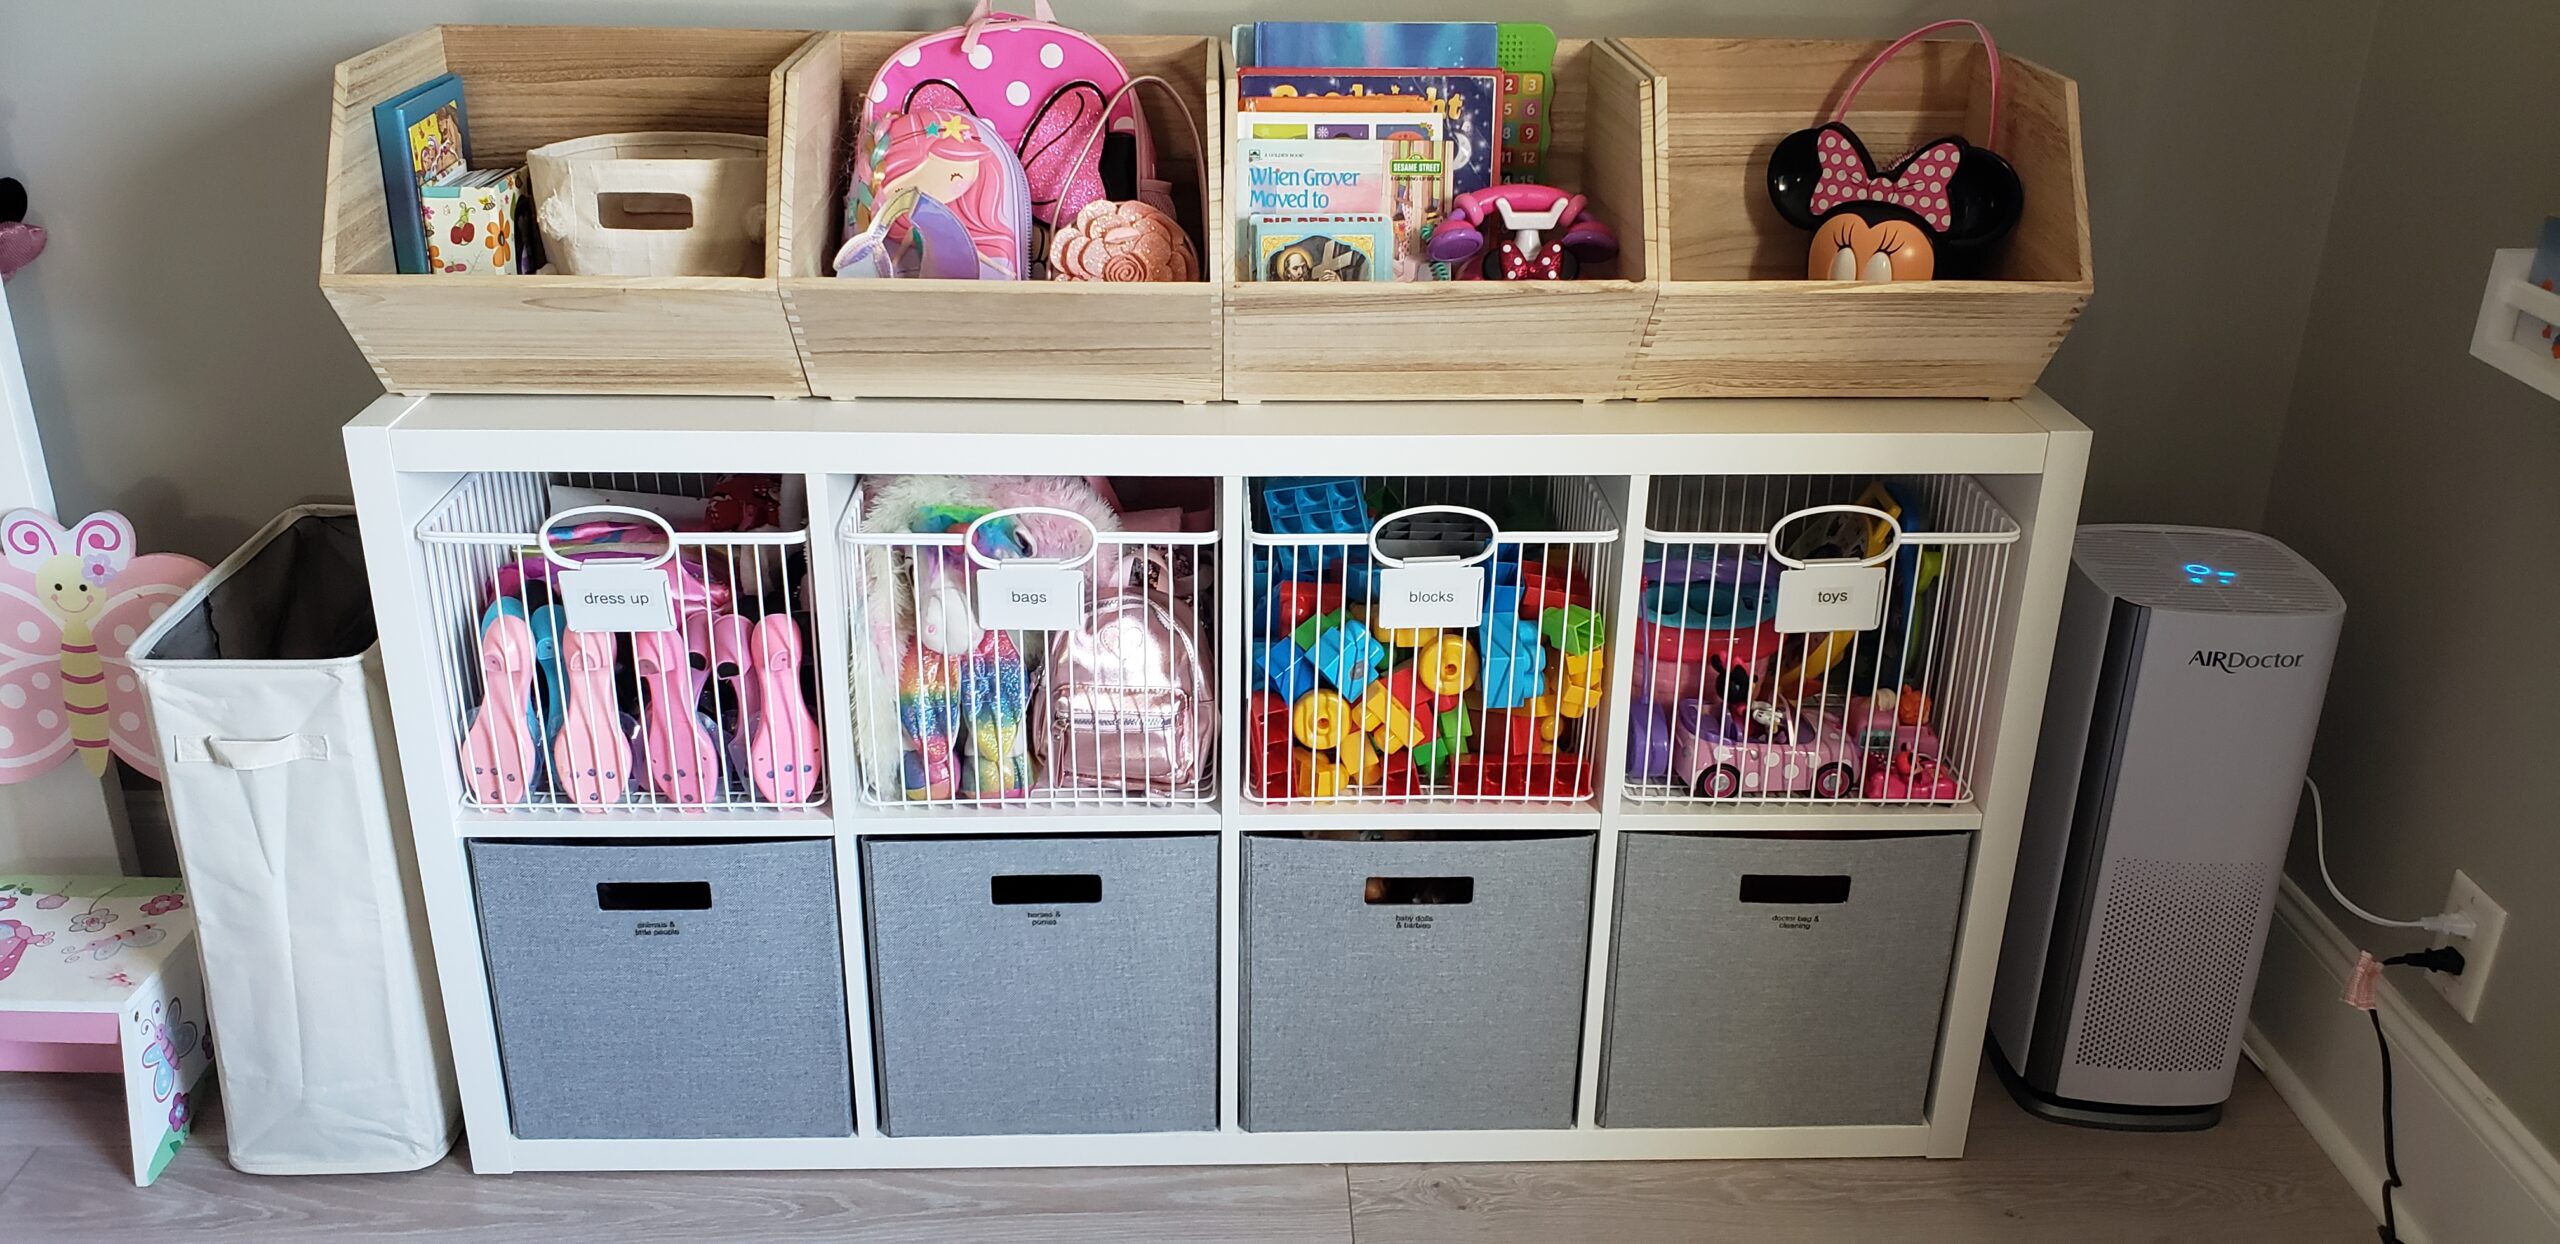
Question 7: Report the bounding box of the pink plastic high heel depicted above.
[553,631,633,809]
[711,612,760,791]
[633,629,721,806]
[459,613,538,805]
[749,614,823,804]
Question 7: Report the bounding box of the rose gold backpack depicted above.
[1031,552,1213,796]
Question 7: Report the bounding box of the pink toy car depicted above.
[1669,697,1862,800]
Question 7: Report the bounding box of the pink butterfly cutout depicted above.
[0,510,207,782]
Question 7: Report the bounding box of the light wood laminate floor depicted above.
[0,1059,2375,1242]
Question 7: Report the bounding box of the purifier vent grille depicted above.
[2072,858,2274,1074]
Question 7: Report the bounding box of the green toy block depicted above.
[1411,736,1462,773]
[1290,610,1345,652]
[1437,706,1474,750]
[1539,605,1605,655]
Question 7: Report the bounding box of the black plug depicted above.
[2383,946,2466,975]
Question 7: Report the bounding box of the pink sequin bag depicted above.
[1031,552,1213,796]
[860,1,1160,237]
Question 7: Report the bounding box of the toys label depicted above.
[1774,563,1886,633]
[1376,565,1486,629]
[977,565,1084,631]
[557,565,676,634]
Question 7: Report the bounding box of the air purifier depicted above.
[1990,525,2343,1129]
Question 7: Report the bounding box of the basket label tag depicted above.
[977,565,1083,631]
[1376,565,1485,629]
[557,565,676,633]
[1775,563,1886,633]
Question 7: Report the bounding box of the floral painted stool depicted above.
[0,876,211,1185]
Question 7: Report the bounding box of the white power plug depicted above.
[2428,870,2506,1022]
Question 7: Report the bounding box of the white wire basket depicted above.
[1625,475,2019,808]
[840,478,1221,810]
[417,472,823,814]
[1245,476,1622,806]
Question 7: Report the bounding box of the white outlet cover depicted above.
[2431,868,2507,1022]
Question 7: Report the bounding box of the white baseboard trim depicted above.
[2245,875,2560,1244]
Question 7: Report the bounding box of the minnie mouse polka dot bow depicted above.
[1810,132,1960,231]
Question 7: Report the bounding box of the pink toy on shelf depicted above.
[632,629,721,806]
[0,509,207,782]
[553,631,632,808]
[749,614,823,804]
[1426,184,1619,281]
[458,612,538,805]
[1865,745,1967,801]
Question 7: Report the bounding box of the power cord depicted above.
[2369,1010,2403,1244]
[2308,777,2477,938]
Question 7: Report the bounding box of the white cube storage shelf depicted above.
[348,393,2090,1172]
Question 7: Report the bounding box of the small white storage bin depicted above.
[1241,832,1595,1132]
[468,838,855,1140]
[840,477,1220,811]
[1600,832,1969,1128]
[1624,475,2019,808]
[862,834,1219,1137]
[1245,477,1622,806]
[416,472,823,813]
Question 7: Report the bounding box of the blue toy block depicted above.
[1478,560,1524,629]
[1253,640,1321,702]
[1262,476,1369,535]
[1313,617,1385,699]
[1478,616,1548,709]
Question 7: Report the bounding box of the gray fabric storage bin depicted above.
[863,835,1217,1137]
[1601,832,1969,1128]
[1243,833,1596,1132]
[469,839,854,1140]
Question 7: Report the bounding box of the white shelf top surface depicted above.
[356,391,2086,478]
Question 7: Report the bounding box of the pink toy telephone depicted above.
[1426,184,1618,281]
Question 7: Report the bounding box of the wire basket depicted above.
[1625,475,2020,808]
[840,478,1221,810]
[1245,476,1622,806]
[416,472,822,813]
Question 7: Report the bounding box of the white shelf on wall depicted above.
[2470,248,2560,400]
[344,391,2092,1174]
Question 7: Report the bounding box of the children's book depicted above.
[1255,215,1393,282]
[1239,69,1497,196]
[1242,111,1445,281]
[1251,22,1498,70]
[373,75,471,275]
[419,168,524,275]
[1239,139,1391,216]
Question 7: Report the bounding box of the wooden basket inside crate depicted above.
[1221,39,1660,402]
[1615,37,2092,400]
[776,34,1226,402]
[319,26,814,396]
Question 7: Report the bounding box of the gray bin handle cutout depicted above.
[991,875,1103,905]
[595,881,713,910]
[1737,874,1853,904]
[1363,876,1476,905]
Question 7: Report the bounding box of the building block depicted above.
[1292,690,1354,750]
[1479,616,1548,709]
[1539,605,1604,655]
[1252,641,1321,702]
[1312,617,1385,698]
[1261,477,1368,535]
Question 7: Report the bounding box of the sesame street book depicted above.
[1238,69,1497,197]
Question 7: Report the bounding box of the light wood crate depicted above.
[776,34,1226,402]
[1613,37,2092,400]
[1220,39,1661,402]
[319,26,814,397]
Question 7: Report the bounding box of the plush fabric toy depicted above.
[0,178,44,279]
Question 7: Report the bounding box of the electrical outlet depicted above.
[2430,870,2507,1022]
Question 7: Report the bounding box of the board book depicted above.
[1255,214,1393,282]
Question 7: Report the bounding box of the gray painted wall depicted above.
[2264,0,2560,1146]
[0,1,2373,560]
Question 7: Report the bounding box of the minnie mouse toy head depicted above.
[1426,184,1618,281]
[1765,21,2024,282]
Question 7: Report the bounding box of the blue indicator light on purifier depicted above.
[2182,563,2241,586]
[2184,563,2212,575]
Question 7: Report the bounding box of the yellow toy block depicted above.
[1339,728,1381,774]
[1357,682,1430,751]
[1293,690,1353,750]
[1561,645,1605,681]
[1418,634,1480,697]
[1293,750,1348,798]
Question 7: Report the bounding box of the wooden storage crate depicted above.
[1221,39,1661,402]
[776,34,1226,402]
[1615,37,2092,400]
[320,26,814,396]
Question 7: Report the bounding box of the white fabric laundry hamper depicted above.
[128,506,459,1174]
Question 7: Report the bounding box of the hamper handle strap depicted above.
[175,734,331,770]
[1833,19,2004,151]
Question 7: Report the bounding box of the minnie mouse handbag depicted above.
[1766,19,2023,282]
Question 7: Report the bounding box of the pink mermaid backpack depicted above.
[859,1,1160,236]
[1031,552,1213,797]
